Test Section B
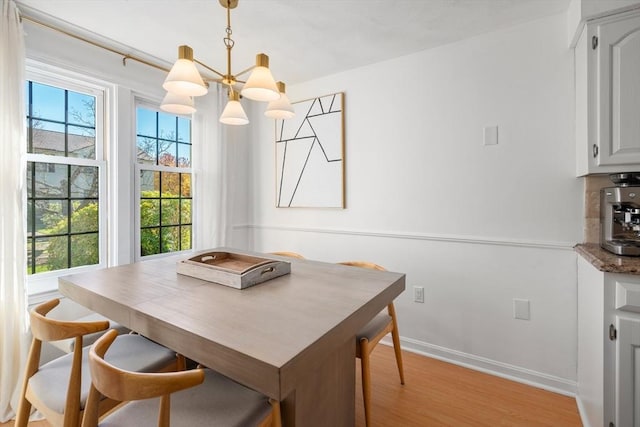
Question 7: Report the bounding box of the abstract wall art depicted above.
[274,92,345,208]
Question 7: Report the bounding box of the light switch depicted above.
[483,125,498,146]
[513,298,530,320]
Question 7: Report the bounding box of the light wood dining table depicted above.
[58,248,405,426]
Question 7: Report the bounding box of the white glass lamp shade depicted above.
[163,46,208,97]
[240,54,280,102]
[160,92,196,115]
[219,92,249,125]
[265,82,295,119]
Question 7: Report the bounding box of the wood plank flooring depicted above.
[1,344,582,426]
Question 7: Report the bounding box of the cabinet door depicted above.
[616,316,640,427]
[596,13,640,166]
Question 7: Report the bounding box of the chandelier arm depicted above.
[234,64,256,78]
[193,59,226,79]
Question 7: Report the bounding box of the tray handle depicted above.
[261,266,275,275]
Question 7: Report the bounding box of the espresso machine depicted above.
[601,173,640,256]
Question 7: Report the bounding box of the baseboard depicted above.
[575,395,592,427]
[381,336,578,397]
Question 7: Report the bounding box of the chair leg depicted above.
[359,338,372,427]
[388,303,405,385]
[269,398,282,427]
[390,326,405,385]
[15,339,42,427]
[14,396,32,427]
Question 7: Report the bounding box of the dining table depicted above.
[58,247,406,426]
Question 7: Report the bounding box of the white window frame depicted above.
[25,64,109,296]
[134,99,194,261]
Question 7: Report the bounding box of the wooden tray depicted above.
[176,251,290,289]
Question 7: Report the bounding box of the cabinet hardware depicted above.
[609,324,617,341]
[593,144,599,158]
[592,35,599,50]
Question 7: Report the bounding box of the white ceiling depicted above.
[16,0,571,85]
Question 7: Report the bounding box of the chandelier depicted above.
[160,0,295,124]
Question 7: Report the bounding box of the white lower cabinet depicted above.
[615,316,640,427]
[577,256,640,427]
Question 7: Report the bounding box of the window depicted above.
[136,106,192,257]
[25,79,105,275]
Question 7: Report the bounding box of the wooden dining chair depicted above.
[268,251,305,259]
[81,329,281,427]
[338,261,405,427]
[49,311,130,354]
[15,299,180,427]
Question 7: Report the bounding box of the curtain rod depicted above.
[21,14,171,73]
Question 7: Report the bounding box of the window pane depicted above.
[161,172,180,196]
[161,226,180,253]
[31,121,65,156]
[71,201,99,233]
[27,162,33,198]
[141,228,160,256]
[177,143,191,168]
[180,199,192,223]
[31,82,65,122]
[67,91,95,127]
[35,200,67,236]
[181,225,192,251]
[136,107,190,168]
[68,126,96,159]
[27,83,97,159]
[137,136,157,165]
[178,117,190,142]
[27,202,34,237]
[70,166,98,198]
[37,235,69,272]
[34,163,68,198]
[70,233,99,268]
[158,141,177,167]
[161,199,179,225]
[27,237,33,274]
[140,170,159,192]
[140,199,160,227]
[181,174,191,197]
[158,112,176,140]
[136,107,156,137]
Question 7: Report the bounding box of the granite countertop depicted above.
[575,243,640,274]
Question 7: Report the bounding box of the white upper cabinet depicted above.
[576,10,640,176]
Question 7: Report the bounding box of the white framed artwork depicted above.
[274,92,345,208]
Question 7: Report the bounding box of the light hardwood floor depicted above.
[2,345,582,426]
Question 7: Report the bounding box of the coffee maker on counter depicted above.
[601,172,640,256]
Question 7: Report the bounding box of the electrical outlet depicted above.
[414,286,424,303]
[513,298,530,320]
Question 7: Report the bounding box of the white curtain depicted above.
[192,85,233,249]
[0,0,29,422]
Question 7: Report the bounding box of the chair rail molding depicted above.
[237,224,576,251]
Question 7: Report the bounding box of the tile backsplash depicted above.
[584,174,614,243]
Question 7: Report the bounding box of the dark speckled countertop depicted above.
[575,243,640,274]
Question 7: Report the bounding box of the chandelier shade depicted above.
[265,82,295,119]
[219,91,249,125]
[160,92,196,115]
[162,46,208,97]
[160,0,294,124]
[240,54,280,102]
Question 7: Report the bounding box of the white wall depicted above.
[246,12,582,393]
